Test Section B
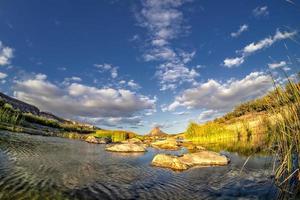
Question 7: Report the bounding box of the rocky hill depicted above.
[148,127,168,137]
[0,92,40,115]
[0,92,95,130]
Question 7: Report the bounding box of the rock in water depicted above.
[152,154,189,170]
[151,151,229,170]
[106,143,147,152]
[151,139,180,150]
[85,136,111,144]
[85,136,99,144]
[180,151,229,166]
[121,138,143,144]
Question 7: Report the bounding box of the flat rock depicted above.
[152,154,189,170]
[180,151,229,166]
[106,143,147,152]
[152,151,229,170]
[151,139,180,150]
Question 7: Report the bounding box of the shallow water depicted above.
[0,131,276,200]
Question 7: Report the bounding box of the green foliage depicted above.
[186,122,235,143]
[23,113,60,128]
[0,102,24,125]
[93,130,136,142]
[264,77,300,198]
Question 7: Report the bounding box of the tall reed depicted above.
[266,75,300,199]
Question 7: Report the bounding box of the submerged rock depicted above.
[151,139,180,150]
[106,143,147,152]
[152,151,229,170]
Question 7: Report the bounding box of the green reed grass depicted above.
[93,130,136,142]
[265,76,300,199]
[0,101,24,126]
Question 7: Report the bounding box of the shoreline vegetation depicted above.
[185,73,300,199]
[0,73,299,198]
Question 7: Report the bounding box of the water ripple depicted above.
[0,131,275,200]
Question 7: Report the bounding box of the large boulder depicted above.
[180,151,229,166]
[106,143,147,152]
[151,139,180,150]
[152,154,189,170]
[151,151,229,170]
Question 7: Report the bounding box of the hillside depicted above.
[0,92,97,137]
[148,127,168,137]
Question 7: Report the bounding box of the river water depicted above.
[0,131,276,200]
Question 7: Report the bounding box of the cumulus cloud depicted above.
[252,6,269,17]
[268,61,287,69]
[167,71,273,112]
[136,0,199,90]
[94,63,118,79]
[223,56,245,68]
[224,29,297,67]
[13,74,156,126]
[243,30,296,54]
[0,41,13,66]
[0,72,7,79]
[231,24,248,38]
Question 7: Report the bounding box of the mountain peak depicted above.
[148,126,167,137]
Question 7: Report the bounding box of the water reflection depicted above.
[188,133,268,156]
[0,131,276,199]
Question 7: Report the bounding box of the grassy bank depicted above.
[185,74,300,197]
[90,130,136,142]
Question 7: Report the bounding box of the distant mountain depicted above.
[148,127,167,137]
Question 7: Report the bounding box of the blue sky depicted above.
[0,0,299,134]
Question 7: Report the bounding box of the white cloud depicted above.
[243,30,297,54]
[14,74,156,125]
[223,56,245,68]
[231,24,248,38]
[128,80,141,90]
[94,63,118,79]
[136,0,198,90]
[268,61,287,69]
[111,67,118,79]
[253,6,269,17]
[167,71,272,112]
[0,72,7,79]
[0,41,13,66]
[62,76,82,85]
[224,29,297,67]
